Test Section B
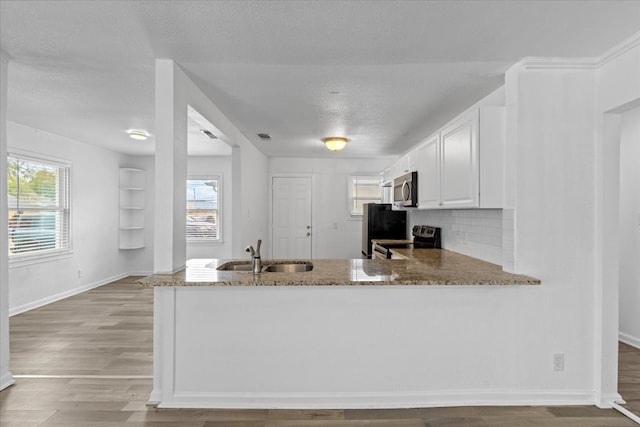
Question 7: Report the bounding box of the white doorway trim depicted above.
[596,97,640,408]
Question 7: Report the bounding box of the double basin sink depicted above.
[217,261,313,273]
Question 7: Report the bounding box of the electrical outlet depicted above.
[553,353,565,371]
[77,269,84,279]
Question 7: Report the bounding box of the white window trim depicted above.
[187,174,223,243]
[348,175,382,218]
[7,150,72,263]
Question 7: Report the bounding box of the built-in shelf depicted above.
[119,168,145,250]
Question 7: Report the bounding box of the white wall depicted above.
[7,122,134,314]
[501,64,599,399]
[269,157,393,259]
[619,106,640,348]
[0,52,14,391]
[187,156,233,260]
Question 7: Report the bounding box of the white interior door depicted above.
[272,177,312,259]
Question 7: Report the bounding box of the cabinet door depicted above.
[440,111,479,208]
[417,135,440,208]
[406,148,418,173]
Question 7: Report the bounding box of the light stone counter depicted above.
[138,250,539,287]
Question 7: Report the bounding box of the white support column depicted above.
[231,146,242,256]
[154,59,187,274]
[0,52,15,391]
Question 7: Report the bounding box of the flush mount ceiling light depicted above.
[126,129,149,140]
[323,137,349,151]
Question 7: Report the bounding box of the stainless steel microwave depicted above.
[393,171,418,207]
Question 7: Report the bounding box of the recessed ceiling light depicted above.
[257,133,271,141]
[126,129,149,140]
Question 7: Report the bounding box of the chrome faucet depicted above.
[244,239,262,274]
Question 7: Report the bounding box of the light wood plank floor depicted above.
[1,276,639,426]
[620,342,640,415]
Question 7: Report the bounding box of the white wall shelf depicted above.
[119,168,145,250]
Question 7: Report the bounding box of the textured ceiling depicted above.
[1,1,639,158]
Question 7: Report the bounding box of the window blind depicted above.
[7,154,70,256]
[186,178,220,240]
[350,175,382,216]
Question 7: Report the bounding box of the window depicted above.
[7,154,70,257]
[186,177,221,241]
[350,175,382,216]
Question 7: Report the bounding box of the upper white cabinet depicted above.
[440,110,479,208]
[398,148,418,175]
[380,167,393,186]
[387,147,418,182]
[416,134,440,209]
[119,168,145,250]
[416,106,505,209]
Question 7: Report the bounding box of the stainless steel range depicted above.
[371,225,441,259]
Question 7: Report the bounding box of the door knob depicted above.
[306,225,311,229]
[306,232,311,237]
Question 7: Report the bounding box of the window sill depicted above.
[9,250,74,268]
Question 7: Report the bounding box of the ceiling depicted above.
[1,1,639,158]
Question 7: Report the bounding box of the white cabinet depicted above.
[119,168,145,249]
[440,110,479,208]
[380,167,392,186]
[384,148,418,190]
[397,148,418,176]
[416,134,440,208]
[416,107,504,209]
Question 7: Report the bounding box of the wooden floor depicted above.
[620,341,640,416]
[1,276,639,427]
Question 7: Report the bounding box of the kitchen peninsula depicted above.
[139,252,539,409]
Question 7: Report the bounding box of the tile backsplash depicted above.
[408,209,503,265]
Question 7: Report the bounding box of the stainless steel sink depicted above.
[263,262,313,273]
[217,261,253,271]
[217,261,313,273]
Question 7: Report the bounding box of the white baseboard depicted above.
[0,371,15,391]
[128,271,153,277]
[595,392,625,408]
[157,389,597,409]
[9,272,132,316]
[619,332,640,349]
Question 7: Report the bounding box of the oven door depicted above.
[372,242,391,259]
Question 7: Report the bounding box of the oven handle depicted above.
[372,243,387,258]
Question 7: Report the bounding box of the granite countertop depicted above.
[137,249,540,287]
[370,238,414,245]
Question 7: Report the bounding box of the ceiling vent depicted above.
[200,129,217,139]
[257,133,271,141]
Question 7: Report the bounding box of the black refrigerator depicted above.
[361,203,407,258]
